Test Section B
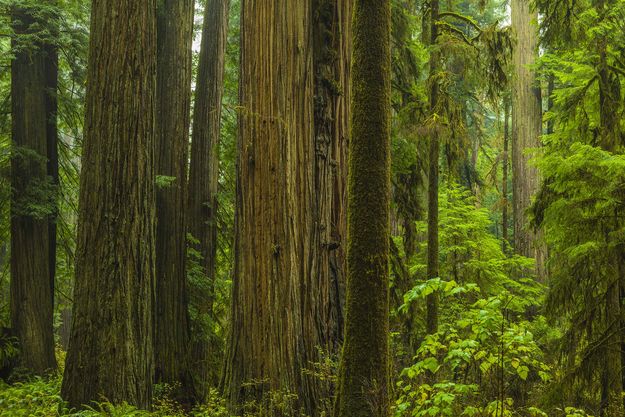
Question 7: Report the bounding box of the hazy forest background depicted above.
[1,0,625,416]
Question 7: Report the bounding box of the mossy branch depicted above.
[438,11,482,32]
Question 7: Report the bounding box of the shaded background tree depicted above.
[9,0,59,376]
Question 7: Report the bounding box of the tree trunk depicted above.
[187,0,230,395]
[311,0,351,359]
[595,1,623,413]
[10,1,58,375]
[61,0,157,409]
[154,0,194,398]
[188,0,229,317]
[502,99,510,251]
[222,0,350,414]
[511,0,545,276]
[335,0,391,415]
[426,0,440,335]
[603,277,623,416]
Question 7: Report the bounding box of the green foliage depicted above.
[155,175,177,189]
[0,332,19,371]
[531,0,625,410]
[395,280,551,416]
[403,184,534,288]
[0,377,63,417]
[0,377,231,416]
[391,184,566,416]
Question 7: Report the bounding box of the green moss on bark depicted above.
[335,0,392,416]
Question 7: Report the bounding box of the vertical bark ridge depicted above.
[223,0,351,415]
[61,0,157,409]
[10,1,58,375]
[154,0,194,398]
[511,0,545,276]
[188,0,230,395]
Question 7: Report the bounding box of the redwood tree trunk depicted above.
[335,0,391,414]
[155,0,194,397]
[187,0,230,395]
[222,0,350,414]
[61,0,157,409]
[10,1,58,375]
[188,0,230,314]
[311,0,351,361]
[511,0,545,275]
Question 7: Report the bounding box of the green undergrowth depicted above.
[0,376,230,417]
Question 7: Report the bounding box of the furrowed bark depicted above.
[10,1,58,375]
[223,0,350,414]
[511,0,545,277]
[155,0,194,398]
[188,0,230,395]
[61,0,157,408]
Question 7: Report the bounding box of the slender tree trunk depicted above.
[511,0,545,277]
[154,0,194,399]
[187,0,230,395]
[223,1,350,414]
[335,0,391,415]
[603,276,623,417]
[44,14,59,309]
[502,99,510,252]
[546,75,555,136]
[10,1,58,375]
[426,0,440,335]
[595,1,623,414]
[61,0,157,409]
[188,0,230,318]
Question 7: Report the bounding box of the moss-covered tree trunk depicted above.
[603,278,623,416]
[511,0,545,277]
[335,0,391,415]
[154,0,194,398]
[61,0,157,409]
[222,0,350,414]
[187,0,230,394]
[426,0,440,335]
[10,1,58,375]
[502,99,510,251]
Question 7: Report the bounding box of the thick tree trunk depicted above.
[10,2,58,375]
[511,0,545,276]
[187,0,229,395]
[61,0,157,409]
[154,0,194,398]
[311,0,351,360]
[335,0,391,415]
[426,0,440,335]
[223,0,350,414]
